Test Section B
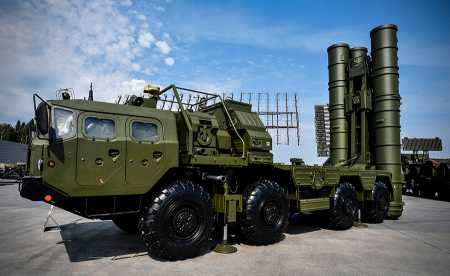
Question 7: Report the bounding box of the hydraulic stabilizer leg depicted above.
[213,180,237,254]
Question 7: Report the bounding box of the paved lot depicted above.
[1,181,449,275]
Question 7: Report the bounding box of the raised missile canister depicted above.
[348,47,371,165]
[370,24,403,218]
[328,43,350,165]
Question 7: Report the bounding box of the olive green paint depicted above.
[328,43,350,165]
[26,24,403,220]
[370,24,403,218]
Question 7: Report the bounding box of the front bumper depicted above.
[20,176,67,203]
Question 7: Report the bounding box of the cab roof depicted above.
[49,99,175,119]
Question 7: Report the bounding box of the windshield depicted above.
[53,108,75,139]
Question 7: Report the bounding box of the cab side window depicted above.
[132,122,159,142]
[84,117,115,139]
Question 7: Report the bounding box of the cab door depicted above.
[76,112,125,194]
[125,117,165,190]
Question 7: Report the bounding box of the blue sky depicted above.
[1,0,449,163]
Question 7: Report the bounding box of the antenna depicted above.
[246,92,300,146]
[314,104,330,157]
[88,82,94,101]
[402,137,443,156]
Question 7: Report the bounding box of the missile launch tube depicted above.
[370,24,403,218]
[328,43,350,165]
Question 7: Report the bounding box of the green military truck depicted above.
[20,24,403,260]
[401,138,450,199]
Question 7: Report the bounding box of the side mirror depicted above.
[35,102,49,135]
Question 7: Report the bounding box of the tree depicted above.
[0,121,32,144]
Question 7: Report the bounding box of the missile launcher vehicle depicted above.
[20,24,403,260]
[401,138,450,199]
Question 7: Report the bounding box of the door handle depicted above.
[108,149,120,158]
[95,158,104,166]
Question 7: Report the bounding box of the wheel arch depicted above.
[240,166,296,194]
[376,175,393,200]
[338,176,363,192]
[143,167,201,200]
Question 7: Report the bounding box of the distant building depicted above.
[0,140,27,166]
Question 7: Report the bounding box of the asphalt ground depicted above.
[1,180,449,275]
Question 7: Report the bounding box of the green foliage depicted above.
[0,120,33,144]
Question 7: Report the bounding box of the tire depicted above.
[328,182,358,230]
[240,179,289,245]
[138,180,214,260]
[112,214,139,233]
[363,181,389,223]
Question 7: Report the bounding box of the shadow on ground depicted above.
[58,213,328,262]
[286,212,325,235]
[59,220,146,262]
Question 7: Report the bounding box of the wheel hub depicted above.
[262,202,281,225]
[172,207,199,238]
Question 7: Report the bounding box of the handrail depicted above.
[159,85,194,155]
[219,98,246,159]
[159,84,246,159]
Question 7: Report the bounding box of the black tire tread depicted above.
[328,182,358,230]
[363,181,389,223]
[240,179,289,245]
[138,179,213,260]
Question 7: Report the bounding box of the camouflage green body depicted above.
[28,96,273,197]
[29,100,179,196]
[26,89,396,218]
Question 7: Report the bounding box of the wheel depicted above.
[112,214,139,233]
[328,182,358,230]
[138,180,214,260]
[363,181,389,223]
[240,179,289,245]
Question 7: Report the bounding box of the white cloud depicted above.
[165,57,175,66]
[183,79,242,94]
[121,79,147,94]
[155,40,171,54]
[138,31,156,48]
[0,0,173,121]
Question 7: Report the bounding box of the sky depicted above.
[0,0,449,164]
